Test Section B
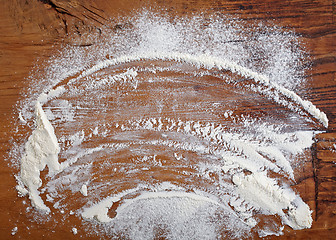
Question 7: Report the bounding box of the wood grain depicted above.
[0,0,334,239]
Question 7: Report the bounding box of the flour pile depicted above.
[13,11,326,239]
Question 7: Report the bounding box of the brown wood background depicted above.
[0,0,335,239]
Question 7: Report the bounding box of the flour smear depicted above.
[12,11,327,239]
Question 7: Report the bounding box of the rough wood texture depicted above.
[0,0,335,239]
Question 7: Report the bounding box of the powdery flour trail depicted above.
[13,11,327,239]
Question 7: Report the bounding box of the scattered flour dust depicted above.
[80,184,88,197]
[72,227,78,235]
[12,10,328,239]
[332,143,336,153]
[11,227,18,236]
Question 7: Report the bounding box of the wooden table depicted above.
[0,0,334,239]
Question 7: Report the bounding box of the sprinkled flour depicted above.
[11,10,327,239]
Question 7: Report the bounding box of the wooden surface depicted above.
[0,0,335,239]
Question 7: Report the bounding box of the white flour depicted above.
[80,184,88,196]
[72,227,78,235]
[12,11,328,239]
[17,102,60,213]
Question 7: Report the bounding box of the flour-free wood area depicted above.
[0,0,334,239]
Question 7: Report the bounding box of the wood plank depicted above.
[0,0,334,239]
